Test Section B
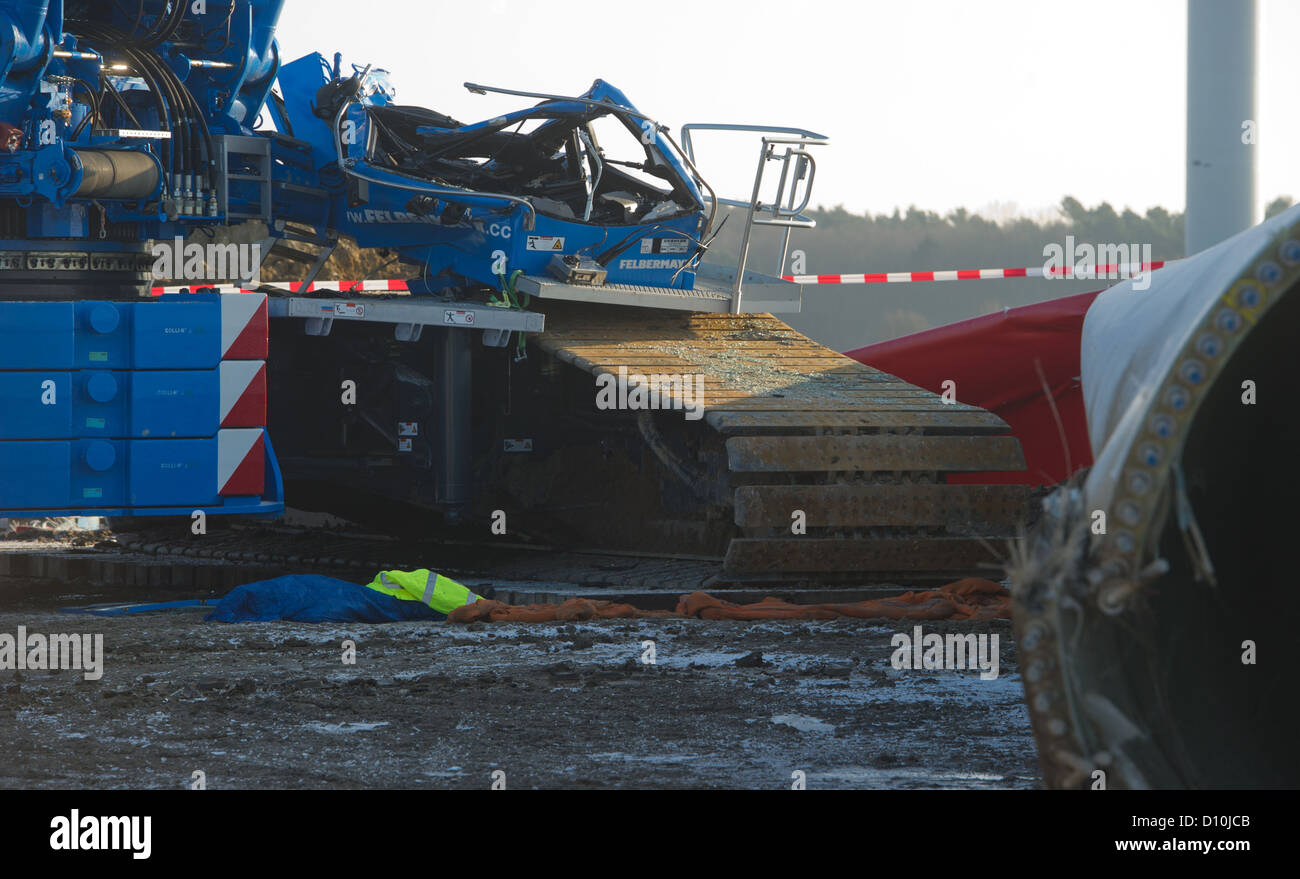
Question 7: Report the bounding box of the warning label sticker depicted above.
[526,236,566,252]
[444,310,475,326]
[334,303,365,318]
[640,237,690,255]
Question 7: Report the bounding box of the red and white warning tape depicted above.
[151,280,411,296]
[150,262,1174,295]
[781,262,1169,284]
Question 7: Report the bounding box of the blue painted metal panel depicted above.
[0,373,73,438]
[0,441,71,508]
[128,439,218,507]
[0,299,226,372]
[30,202,90,238]
[73,302,132,370]
[367,206,702,292]
[0,370,220,440]
[0,302,76,369]
[70,439,129,506]
[131,300,223,369]
[0,435,286,516]
[72,371,126,438]
[130,371,220,438]
[0,439,128,510]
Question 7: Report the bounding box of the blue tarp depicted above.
[204,575,446,623]
[62,599,221,616]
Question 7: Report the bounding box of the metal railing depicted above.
[680,124,829,312]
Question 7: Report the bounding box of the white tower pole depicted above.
[1185,0,1257,254]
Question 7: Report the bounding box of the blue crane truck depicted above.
[0,0,1026,581]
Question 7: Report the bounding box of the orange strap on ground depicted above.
[447,578,1009,624]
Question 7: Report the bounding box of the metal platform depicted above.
[534,308,1028,578]
[267,294,545,340]
[515,262,803,314]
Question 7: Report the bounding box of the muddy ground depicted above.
[0,575,1041,790]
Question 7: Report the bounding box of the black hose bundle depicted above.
[69,14,217,204]
[137,0,189,49]
[69,78,101,139]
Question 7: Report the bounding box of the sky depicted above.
[272,0,1299,222]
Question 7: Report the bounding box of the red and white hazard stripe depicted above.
[152,280,410,296]
[220,293,268,360]
[219,360,267,429]
[276,279,409,293]
[218,429,266,497]
[782,262,1169,284]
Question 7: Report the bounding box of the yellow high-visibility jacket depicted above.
[363,569,481,615]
